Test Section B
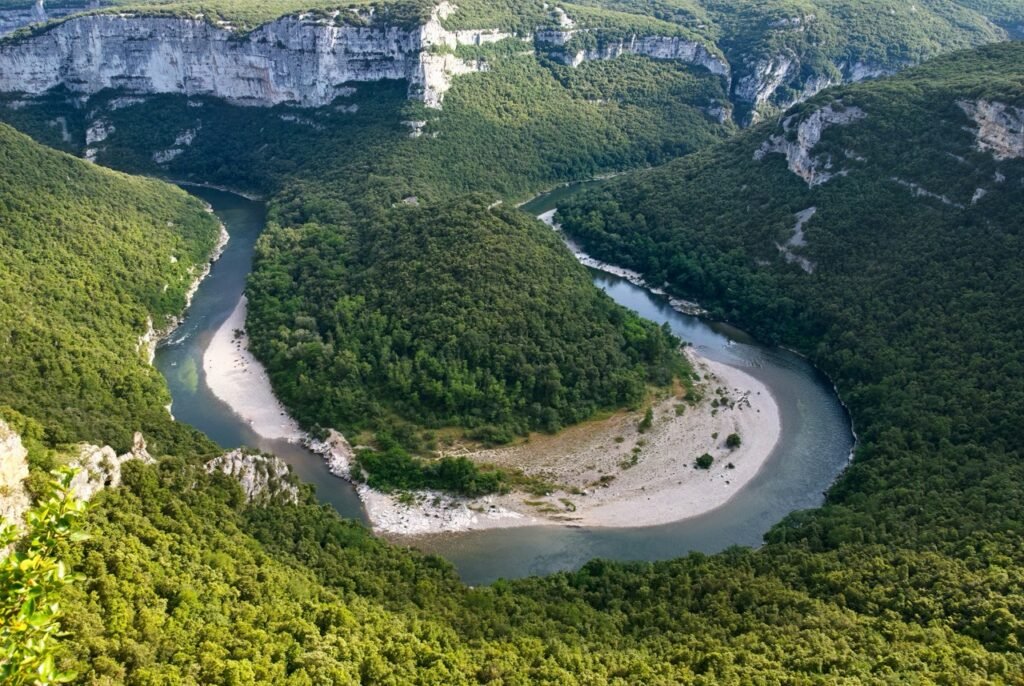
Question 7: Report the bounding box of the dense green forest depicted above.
[0,124,219,454]
[248,196,685,440]
[3,412,1017,683]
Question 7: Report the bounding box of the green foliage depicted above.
[638,406,654,432]
[353,435,508,496]
[695,452,713,469]
[0,124,220,454]
[248,196,687,438]
[31,449,1019,683]
[725,432,741,448]
[0,6,1021,682]
[0,469,87,686]
[559,40,1024,651]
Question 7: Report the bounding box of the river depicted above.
[156,184,854,585]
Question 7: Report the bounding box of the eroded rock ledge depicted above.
[754,103,867,186]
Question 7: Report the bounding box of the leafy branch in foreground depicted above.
[0,468,88,686]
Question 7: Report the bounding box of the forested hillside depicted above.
[41,447,1021,683]
[557,38,1024,652]
[0,123,219,453]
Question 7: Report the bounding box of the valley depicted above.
[152,182,850,583]
[0,2,1022,682]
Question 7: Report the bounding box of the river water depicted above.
[156,185,854,585]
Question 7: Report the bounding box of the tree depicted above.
[695,453,714,469]
[1,468,87,686]
[726,433,741,449]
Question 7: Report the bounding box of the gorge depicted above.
[151,183,853,583]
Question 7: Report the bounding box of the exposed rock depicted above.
[777,207,817,273]
[734,56,892,125]
[108,95,146,110]
[68,432,154,502]
[402,119,427,138]
[0,0,100,38]
[153,126,199,163]
[958,99,1024,160]
[539,31,729,77]
[0,418,31,530]
[48,115,71,142]
[754,103,867,186]
[204,450,299,504]
[306,429,355,480]
[734,54,796,109]
[891,177,965,209]
[0,3,494,109]
[703,101,732,124]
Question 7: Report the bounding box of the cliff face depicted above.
[537,30,729,77]
[0,4,985,121]
[204,450,299,504]
[0,0,96,38]
[0,6,498,108]
[754,103,867,186]
[68,431,155,501]
[733,54,892,124]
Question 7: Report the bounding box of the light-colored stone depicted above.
[0,3,494,109]
[539,31,729,77]
[754,103,867,186]
[204,450,299,504]
[0,0,99,38]
[958,99,1024,160]
[68,431,154,502]
[0,419,31,531]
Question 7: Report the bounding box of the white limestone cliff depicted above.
[734,55,894,124]
[0,4,496,109]
[0,418,31,531]
[958,99,1024,160]
[754,103,867,186]
[204,450,299,504]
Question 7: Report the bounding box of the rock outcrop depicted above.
[537,30,729,77]
[204,450,299,504]
[0,419,31,530]
[0,4,497,109]
[68,431,154,502]
[307,429,356,480]
[754,103,867,186]
[958,99,1024,160]
[733,55,891,124]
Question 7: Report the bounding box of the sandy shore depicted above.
[203,296,304,441]
[427,351,780,529]
[299,349,781,534]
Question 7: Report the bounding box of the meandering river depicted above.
[156,185,854,585]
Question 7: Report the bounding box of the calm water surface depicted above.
[157,184,854,585]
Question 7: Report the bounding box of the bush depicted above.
[695,453,714,469]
